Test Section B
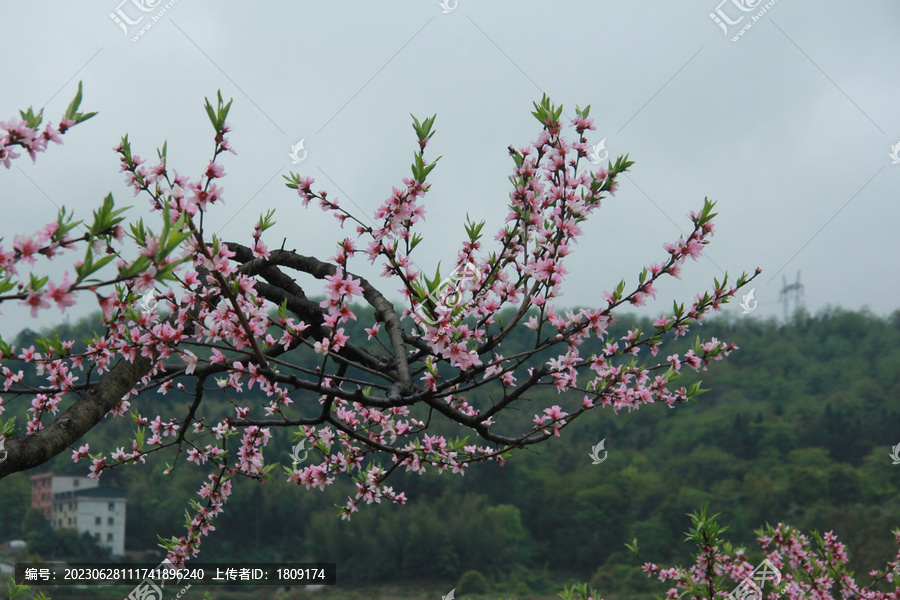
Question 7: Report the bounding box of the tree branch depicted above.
[0,355,152,479]
[225,243,413,395]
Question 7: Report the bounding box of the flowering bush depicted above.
[629,507,900,599]
[0,85,759,566]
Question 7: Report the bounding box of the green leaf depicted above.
[687,380,710,399]
[258,208,277,232]
[203,97,219,129]
[90,193,130,236]
[410,113,437,142]
[75,111,98,125]
[624,537,640,556]
[219,91,233,124]
[464,214,485,242]
[18,106,44,129]
[0,416,18,437]
[531,93,557,125]
[120,256,152,279]
[0,277,14,295]
[61,81,98,125]
[65,81,85,121]
[55,206,83,240]
[134,425,145,450]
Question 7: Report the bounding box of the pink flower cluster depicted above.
[0,116,69,168]
[641,520,900,599]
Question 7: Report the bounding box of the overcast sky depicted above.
[1,1,898,341]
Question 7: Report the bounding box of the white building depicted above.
[53,486,127,557]
[30,473,127,557]
[30,472,99,521]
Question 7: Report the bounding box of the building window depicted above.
[108,502,115,511]
[95,517,101,525]
[108,517,114,525]
[107,533,113,542]
[69,502,73,510]
[94,533,100,541]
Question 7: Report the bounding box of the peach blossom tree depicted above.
[0,84,760,566]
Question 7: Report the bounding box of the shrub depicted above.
[588,568,615,594]
[512,580,532,597]
[457,569,490,595]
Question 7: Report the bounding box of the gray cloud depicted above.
[1,0,897,339]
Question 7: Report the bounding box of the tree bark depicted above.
[0,356,152,479]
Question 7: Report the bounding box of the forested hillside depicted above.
[2,306,898,595]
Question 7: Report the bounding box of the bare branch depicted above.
[225,243,413,394]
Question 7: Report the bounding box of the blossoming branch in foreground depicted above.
[0,91,761,566]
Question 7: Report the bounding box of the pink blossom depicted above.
[543,405,568,421]
[13,234,39,265]
[205,160,226,179]
[47,273,76,311]
[20,289,50,317]
[182,350,199,374]
[71,444,90,463]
